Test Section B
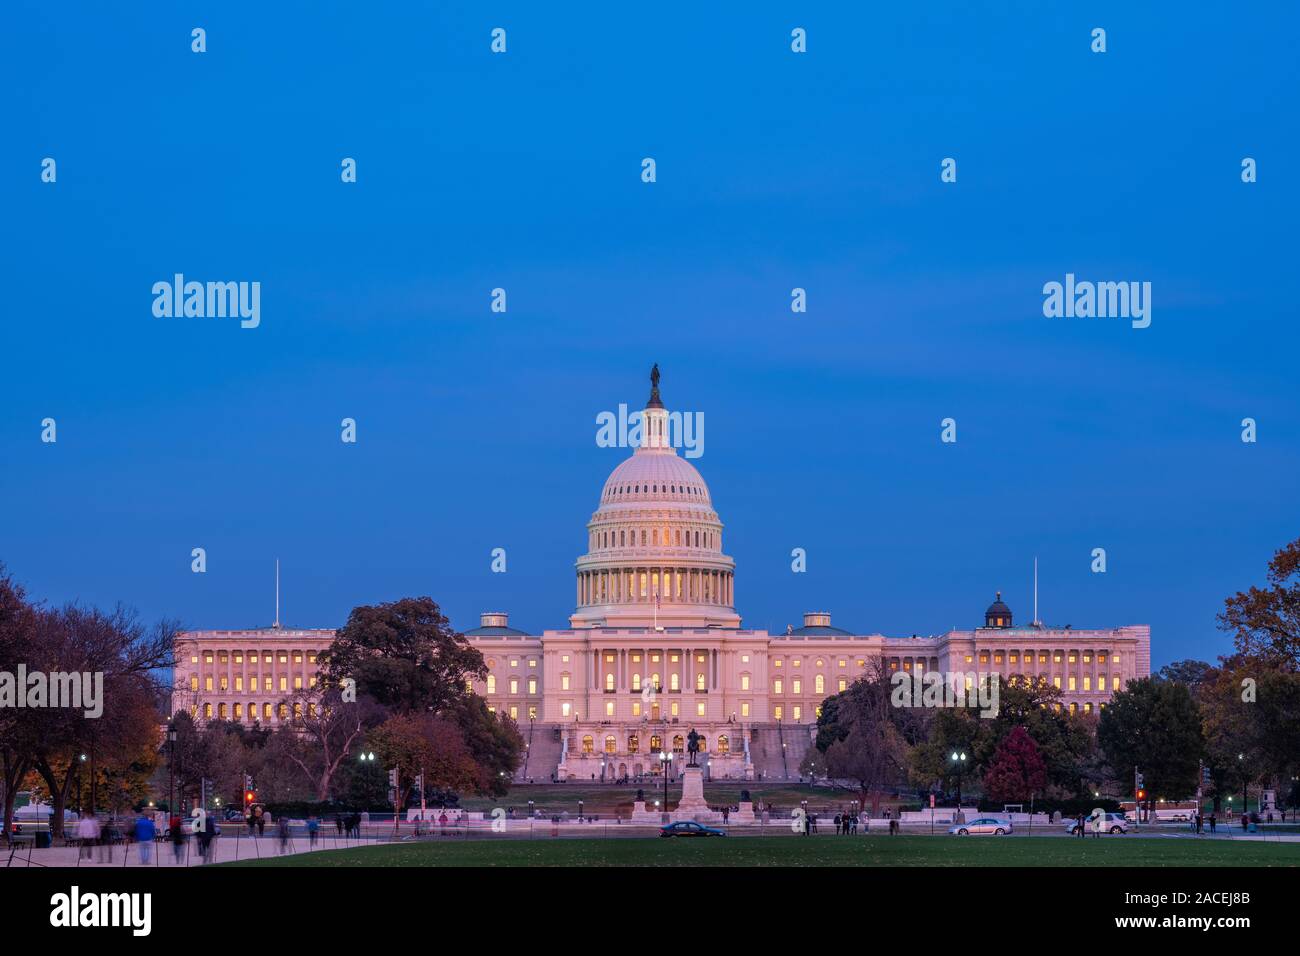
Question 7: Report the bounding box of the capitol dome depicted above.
[571,366,739,629]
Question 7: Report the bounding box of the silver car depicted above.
[1066,812,1128,835]
[948,817,1012,836]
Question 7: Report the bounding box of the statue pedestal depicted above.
[670,765,719,823]
[734,801,755,825]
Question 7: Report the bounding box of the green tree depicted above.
[1098,678,1203,807]
[318,597,486,716]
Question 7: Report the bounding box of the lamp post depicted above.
[1237,752,1251,823]
[950,751,968,808]
[167,723,177,817]
[659,750,673,815]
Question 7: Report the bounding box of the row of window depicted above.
[961,651,1122,665]
[189,650,322,666]
[190,674,315,693]
[193,700,315,721]
[604,482,706,500]
[589,527,717,550]
[580,732,732,755]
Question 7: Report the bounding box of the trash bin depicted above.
[35,831,52,849]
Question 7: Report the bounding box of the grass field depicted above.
[218,834,1300,868]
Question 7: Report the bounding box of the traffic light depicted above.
[388,769,399,788]
[244,789,257,808]
[1136,788,1147,802]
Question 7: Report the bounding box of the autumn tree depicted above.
[982,726,1048,804]
[366,713,481,809]
[1219,537,1300,669]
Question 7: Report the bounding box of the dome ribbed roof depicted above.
[600,451,712,506]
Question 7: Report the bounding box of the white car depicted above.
[948,817,1012,836]
[1066,812,1129,835]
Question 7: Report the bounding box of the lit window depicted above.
[741,702,750,718]
[774,679,783,695]
[510,679,519,694]
[606,702,615,716]
[697,702,705,717]
[487,675,497,694]
[740,675,750,691]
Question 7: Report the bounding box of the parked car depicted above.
[948,817,1012,836]
[1066,812,1129,835]
[659,821,726,838]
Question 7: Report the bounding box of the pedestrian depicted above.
[1195,813,1203,835]
[277,816,290,854]
[247,810,257,837]
[97,817,113,863]
[77,813,100,861]
[335,813,344,837]
[171,813,186,863]
[255,806,266,837]
[203,811,217,863]
[134,810,155,865]
[1091,812,1101,839]
[307,816,319,848]
[439,811,448,836]
[1209,813,1217,833]
[834,813,842,835]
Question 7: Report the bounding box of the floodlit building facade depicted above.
[171,372,1151,781]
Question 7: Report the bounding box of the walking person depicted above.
[77,813,100,861]
[171,813,186,863]
[255,806,266,837]
[134,810,155,865]
[277,816,291,855]
[203,811,217,863]
[307,816,319,848]
[1209,813,1217,833]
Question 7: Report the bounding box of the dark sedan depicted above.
[659,821,726,838]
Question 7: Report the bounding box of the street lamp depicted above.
[950,751,968,808]
[1238,753,1248,814]
[167,723,177,817]
[658,750,673,814]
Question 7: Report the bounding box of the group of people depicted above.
[833,812,863,835]
[334,812,364,838]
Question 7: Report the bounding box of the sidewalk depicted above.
[3,832,394,868]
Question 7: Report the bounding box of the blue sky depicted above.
[3,3,1297,668]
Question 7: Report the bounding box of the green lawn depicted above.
[218,834,1300,868]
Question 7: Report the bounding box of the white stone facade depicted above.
[171,374,1152,784]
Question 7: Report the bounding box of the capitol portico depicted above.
[172,368,1151,783]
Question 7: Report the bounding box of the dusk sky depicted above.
[4,3,1297,669]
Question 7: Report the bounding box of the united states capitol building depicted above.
[173,370,1151,782]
